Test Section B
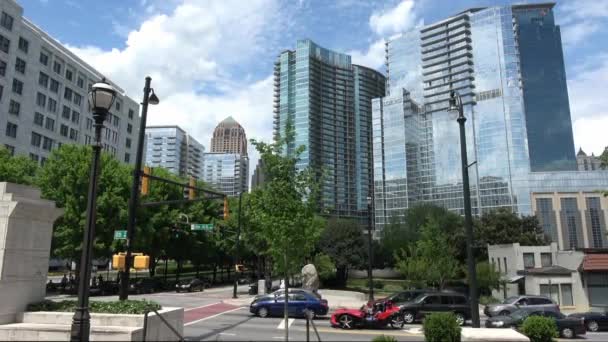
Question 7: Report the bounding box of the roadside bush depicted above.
[27,299,161,314]
[479,295,500,306]
[520,316,558,342]
[372,335,398,342]
[423,312,461,342]
[367,280,385,289]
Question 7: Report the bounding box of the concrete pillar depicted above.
[0,182,62,324]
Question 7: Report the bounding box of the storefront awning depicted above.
[580,254,608,272]
[505,275,524,283]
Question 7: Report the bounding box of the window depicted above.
[42,137,53,151]
[541,253,552,267]
[36,92,46,107]
[69,128,78,141]
[39,72,49,87]
[62,105,71,119]
[31,132,42,147]
[12,78,23,94]
[84,135,91,145]
[0,34,9,53]
[18,37,28,53]
[126,138,131,148]
[113,115,119,127]
[127,123,133,134]
[523,253,535,269]
[64,87,72,101]
[73,93,82,106]
[0,59,5,76]
[29,153,38,162]
[0,84,2,100]
[53,61,61,74]
[40,157,47,166]
[561,284,573,306]
[34,112,44,126]
[423,296,441,305]
[1,12,14,31]
[86,118,93,130]
[451,296,466,304]
[128,109,134,119]
[77,77,84,88]
[504,257,508,273]
[65,69,73,81]
[39,52,49,65]
[124,153,130,163]
[540,284,572,306]
[45,117,55,131]
[5,122,17,138]
[115,101,121,111]
[15,57,25,73]
[4,144,14,155]
[48,98,57,113]
[60,124,68,137]
[50,79,59,93]
[8,99,20,115]
[71,111,80,124]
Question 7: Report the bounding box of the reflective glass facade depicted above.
[274,40,385,218]
[145,126,204,179]
[372,4,602,232]
[201,152,249,197]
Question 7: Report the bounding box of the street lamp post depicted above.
[449,91,480,328]
[233,191,243,299]
[120,77,159,300]
[366,196,374,302]
[70,81,117,341]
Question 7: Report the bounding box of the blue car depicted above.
[250,290,329,318]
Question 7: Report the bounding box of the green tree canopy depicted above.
[318,218,366,286]
[0,147,39,185]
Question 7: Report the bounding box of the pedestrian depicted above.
[60,274,68,293]
[98,274,104,285]
[92,276,97,288]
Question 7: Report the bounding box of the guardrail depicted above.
[143,307,184,342]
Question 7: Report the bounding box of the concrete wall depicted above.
[0,183,62,324]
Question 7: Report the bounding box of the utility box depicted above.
[134,255,150,269]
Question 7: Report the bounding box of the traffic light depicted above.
[223,196,229,220]
[188,177,195,200]
[141,166,151,195]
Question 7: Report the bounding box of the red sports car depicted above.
[331,301,404,330]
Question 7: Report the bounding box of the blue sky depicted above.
[19,0,608,171]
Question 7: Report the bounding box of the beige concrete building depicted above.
[532,192,608,250]
[576,148,603,171]
[210,116,247,156]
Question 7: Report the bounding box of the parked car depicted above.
[378,290,430,306]
[486,309,586,339]
[568,310,608,332]
[253,288,319,301]
[331,301,404,330]
[129,278,164,294]
[399,292,471,326]
[250,290,328,318]
[484,295,559,317]
[175,278,208,292]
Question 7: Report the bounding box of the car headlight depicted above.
[491,321,504,327]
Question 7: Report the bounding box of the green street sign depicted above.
[191,223,214,231]
[114,230,127,240]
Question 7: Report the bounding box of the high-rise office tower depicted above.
[273,39,385,219]
[0,0,140,165]
[373,3,587,230]
[202,152,248,197]
[210,116,247,156]
[145,126,204,179]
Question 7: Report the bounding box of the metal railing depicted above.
[142,307,184,342]
[304,309,322,342]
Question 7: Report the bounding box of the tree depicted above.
[313,253,335,285]
[318,218,366,286]
[469,261,501,296]
[600,146,608,170]
[0,147,39,185]
[37,145,130,267]
[396,217,461,290]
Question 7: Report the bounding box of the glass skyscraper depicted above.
[274,40,385,218]
[372,3,605,231]
[201,152,249,197]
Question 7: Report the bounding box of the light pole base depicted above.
[70,307,91,341]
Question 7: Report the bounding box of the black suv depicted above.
[400,292,471,326]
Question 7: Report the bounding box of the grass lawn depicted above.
[345,278,409,298]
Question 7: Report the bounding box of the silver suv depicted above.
[484,295,559,317]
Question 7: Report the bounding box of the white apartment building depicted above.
[0,0,140,165]
[145,126,204,179]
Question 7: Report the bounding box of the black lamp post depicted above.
[366,195,374,302]
[233,191,243,299]
[120,77,159,300]
[448,91,480,328]
[70,81,117,341]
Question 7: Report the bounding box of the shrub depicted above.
[367,280,385,289]
[423,312,461,342]
[479,295,500,306]
[372,335,398,342]
[520,316,558,342]
[27,299,161,314]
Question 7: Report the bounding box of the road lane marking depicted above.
[277,318,295,330]
[218,333,236,336]
[184,302,221,312]
[184,307,245,326]
[272,337,283,339]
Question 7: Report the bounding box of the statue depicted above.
[301,264,319,292]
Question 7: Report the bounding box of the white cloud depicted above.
[558,0,608,45]
[68,0,285,183]
[369,0,418,36]
[349,39,386,70]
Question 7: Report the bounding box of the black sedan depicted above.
[486,309,586,339]
[175,278,208,292]
[569,311,608,332]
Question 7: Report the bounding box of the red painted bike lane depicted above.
[184,302,241,324]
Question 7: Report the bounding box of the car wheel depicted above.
[402,311,415,324]
[257,307,269,318]
[338,314,354,329]
[587,320,599,332]
[454,312,466,326]
[390,314,405,329]
[499,310,509,316]
[561,327,574,339]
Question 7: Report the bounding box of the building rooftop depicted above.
[577,148,587,157]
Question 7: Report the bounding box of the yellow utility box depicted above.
[134,255,150,269]
[112,253,125,270]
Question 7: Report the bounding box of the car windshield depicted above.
[503,296,520,304]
